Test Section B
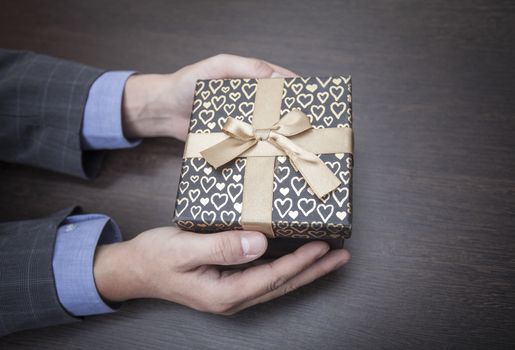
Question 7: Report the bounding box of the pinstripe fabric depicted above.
[0,49,105,178]
[0,49,107,335]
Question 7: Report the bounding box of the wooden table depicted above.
[1,0,514,348]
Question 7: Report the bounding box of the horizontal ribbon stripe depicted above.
[184,127,353,158]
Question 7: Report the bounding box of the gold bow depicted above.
[201,109,341,199]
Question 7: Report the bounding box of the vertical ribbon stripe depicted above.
[240,78,284,237]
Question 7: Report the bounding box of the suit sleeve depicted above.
[0,49,106,178]
[0,208,80,336]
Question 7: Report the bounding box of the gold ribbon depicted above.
[200,110,341,200]
[183,127,353,158]
[183,78,353,237]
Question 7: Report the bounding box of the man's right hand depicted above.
[93,228,350,315]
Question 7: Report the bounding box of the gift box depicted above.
[173,76,353,245]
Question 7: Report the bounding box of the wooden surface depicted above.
[1,0,515,348]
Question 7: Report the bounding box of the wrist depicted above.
[122,74,176,139]
[93,240,147,302]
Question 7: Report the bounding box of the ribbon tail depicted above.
[289,155,342,199]
[201,137,257,169]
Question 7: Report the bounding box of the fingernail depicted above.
[271,71,286,78]
[241,232,267,256]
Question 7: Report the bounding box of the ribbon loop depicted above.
[272,109,312,136]
[222,116,255,140]
[201,109,342,199]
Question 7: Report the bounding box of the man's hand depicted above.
[121,53,296,141]
[112,54,350,314]
[93,228,350,315]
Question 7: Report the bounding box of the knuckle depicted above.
[267,274,288,293]
[212,235,242,264]
[168,242,197,270]
[280,283,298,296]
[212,236,232,263]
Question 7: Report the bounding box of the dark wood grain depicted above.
[1,0,515,349]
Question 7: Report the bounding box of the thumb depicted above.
[183,230,268,268]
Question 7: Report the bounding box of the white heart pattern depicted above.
[274,198,293,218]
[174,76,352,239]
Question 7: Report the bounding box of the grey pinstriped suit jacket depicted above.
[0,49,106,336]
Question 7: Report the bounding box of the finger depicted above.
[226,249,350,314]
[261,60,299,77]
[176,230,268,270]
[191,54,296,79]
[219,241,330,303]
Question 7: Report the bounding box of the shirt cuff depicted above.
[82,71,142,150]
[52,214,123,316]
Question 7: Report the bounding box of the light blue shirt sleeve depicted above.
[53,214,123,316]
[52,71,143,317]
[81,70,141,150]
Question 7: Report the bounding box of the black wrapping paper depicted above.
[173,76,353,241]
